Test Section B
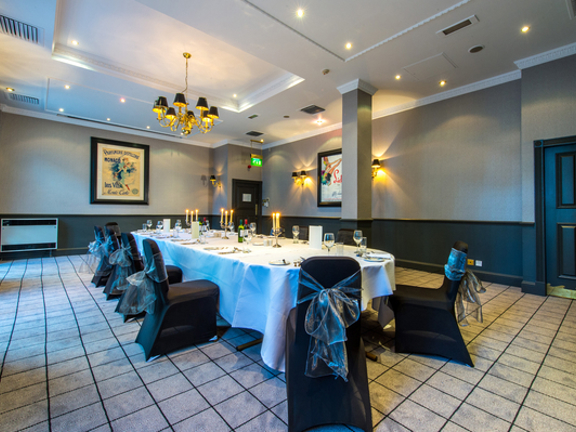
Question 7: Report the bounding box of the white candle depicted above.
[276,213,280,231]
[230,209,233,224]
[221,208,224,223]
[272,213,276,231]
[195,209,198,222]
[186,209,189,224]
[225,211,228,225]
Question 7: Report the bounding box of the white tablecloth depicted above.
[132,232,395,371]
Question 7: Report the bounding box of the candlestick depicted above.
[221,208,224,223]
[186,209,189,224]
[195,209,198,222]
[225,211,228,225]
[277,212,280,231]
[230,209,233,224]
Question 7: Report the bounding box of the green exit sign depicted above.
[251,154,263,167]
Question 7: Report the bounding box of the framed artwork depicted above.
[317,149,342,207]
[90,137,149,204]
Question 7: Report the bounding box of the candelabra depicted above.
[272,228,282,248]
[220,222,233,239]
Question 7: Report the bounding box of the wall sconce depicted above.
[292,171,308,185]
[209,175,222,187]
[371,159,381,178]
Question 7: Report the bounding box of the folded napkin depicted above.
[365,252,392,260]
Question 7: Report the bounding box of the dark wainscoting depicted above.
[0,214,221,260]
[267,216,527,288]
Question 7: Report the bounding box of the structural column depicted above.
[337,79,377,226]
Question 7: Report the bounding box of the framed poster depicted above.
[90,137,149,204]
[317,149,342,207]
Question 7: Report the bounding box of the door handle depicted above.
[255,204,258,216]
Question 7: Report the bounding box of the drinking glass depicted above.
[292,225,300,244]
[359,237,367,257]
[324,233,335,253]
[229,222,234,233]
[156,221,163,234]
[249,222,256,236]
[174,220,182,238]
[353,230,363,253]
[244,228,252,253]
[146,220,152,231]
[142,223,147,232]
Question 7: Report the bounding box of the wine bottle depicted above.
[238,219,244,243]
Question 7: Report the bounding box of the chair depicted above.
[389,241,474,366]
[297,225,309,241]
[105,221,121,237]
[102,228,122,299]
[285,257,371,432]
[135,239,219,360]
[336,228,356,246]
[91,226,114,287]
[114,233,184,321]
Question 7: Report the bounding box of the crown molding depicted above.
[237,73,305,113]
[263,122,342,150]
[212,139,264,149]
[514,41,576,70]
[0,104,211,147]
[373,70,521,120]
[337,79,378,96]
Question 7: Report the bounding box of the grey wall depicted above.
[372,81,522,221]
[0,114,213,215]
[262,129,342,218]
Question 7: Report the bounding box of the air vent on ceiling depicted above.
[7,93,39,105]
[437,15,479,37]
[248,114,258,119]
[0,14,43,45]
[246,131,264,137]
[300,105,325,115]
[567,0,576,19]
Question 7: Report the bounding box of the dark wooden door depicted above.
[232,180,262,234]
[545,143,576,290]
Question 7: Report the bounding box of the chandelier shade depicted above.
[152,52,219,135]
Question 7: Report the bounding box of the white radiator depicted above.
[1,218,58,252]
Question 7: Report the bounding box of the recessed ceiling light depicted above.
[345,42,352,50]
[146,126,150,129]
[72,40,79,45]
[297,9,304,18]
[316,118,325,125]
[107,118,111,121]
[439,80,447,87]
[64,85,70,89]
[59,108,64,112]
[120,98,125,103]
[521,26,530,33]
[6,87,14,92]
[468,45,484,53]
[284,115,290,118]
[233,94,237,98]
[395,75,401,80]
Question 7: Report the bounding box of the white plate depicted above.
[269,260,290,266]
[364,256,385,262]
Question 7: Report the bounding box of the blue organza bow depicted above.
[116,252,167,315]
[297,269,362,381]
[444,248,486,326]
[80,238,105,274]
[108,246,132,292]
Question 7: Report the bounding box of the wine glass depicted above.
[174,220,182,238]
[292,225,300,244]
[146,220,152,232]
[353,230,363,253]
[324,233,335,254]
[244,227,253,252]
[249,222,256,236]
[229,222,235,233]
[156,220,163,234]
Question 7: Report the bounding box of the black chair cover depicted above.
[286,256,371,432]
[91,226,114,287]
[135,239,219,360]
[105,222,121,237]
[336,228,356,246]
[103,228,122,299]
[389,241,474,366]
[298,226,309,241]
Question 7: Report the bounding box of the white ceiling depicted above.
[1,0,575,147]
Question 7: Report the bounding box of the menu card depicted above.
[163,219,171,234]
[191,221,200,239]
[309,225,323,250]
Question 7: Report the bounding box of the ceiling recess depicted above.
[246,130,264,137]
[0,14,43,45]
[437,15,479,37]
[300,105,325,115]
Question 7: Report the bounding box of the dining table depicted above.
[132,230,396,371]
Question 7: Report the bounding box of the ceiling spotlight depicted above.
[297,9,304,18]
[6,87,14,92]
[284,115,290,118]
[345,42,352,50]
[64,84,70,89]
[71,40,79,45]
[107,118,111,121]
[120,98,125,103]
[439,80,447,87]
[521,26,530,33]
[395,75,401,80]
[59,108,64,112]
[146,126,150,129]
[233,94,237,98]
[468,45,484,53]
[316,118,325,125]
